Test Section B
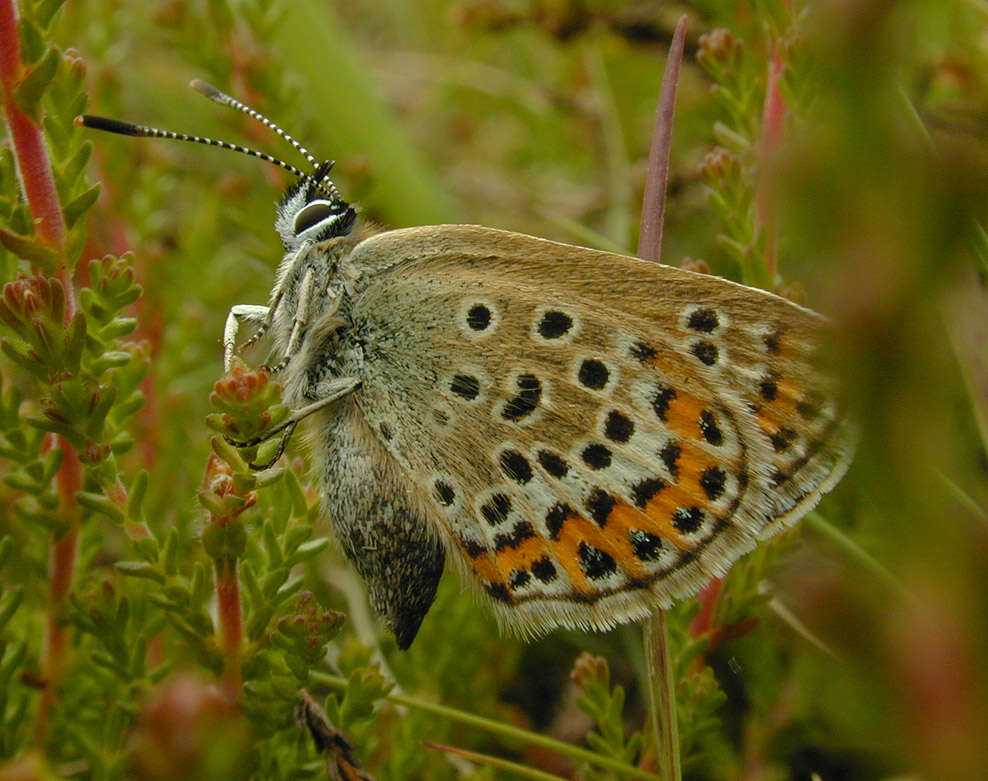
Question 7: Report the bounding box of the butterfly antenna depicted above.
[311,160,343,202]
[191,80,343,202]
[190,80,319,169]
[75,114,308,180]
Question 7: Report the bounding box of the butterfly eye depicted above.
[293,199,337,235]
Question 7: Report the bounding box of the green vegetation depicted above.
[1,0,986,778]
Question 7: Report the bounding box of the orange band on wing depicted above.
[664,392,708,440]
[494,534,550,575]
[609,499,688,552]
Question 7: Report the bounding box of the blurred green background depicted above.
[1,0,986,778]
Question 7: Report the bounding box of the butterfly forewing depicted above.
[342,225,854,636]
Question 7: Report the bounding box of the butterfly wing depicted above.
[344,225,854,637]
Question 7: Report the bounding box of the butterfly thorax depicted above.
[268,237,364,406]
[267,172,362,406]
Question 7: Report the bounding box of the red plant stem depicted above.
[689,577,723,639]
[2,0,84,742]
[215,560,243,699]
[35,436,82,741]
[0,0,66,251]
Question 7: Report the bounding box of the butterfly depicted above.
[81,81,855,649]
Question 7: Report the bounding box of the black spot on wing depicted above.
[687,308,719,332]
[579,542,617,579]
[466,304,491,331]
[604,411,634,443]
[500,450,533,484]
[578,359,609,390]
[502,373,541,421]
[538,310,573,339]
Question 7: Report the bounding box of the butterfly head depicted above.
[77,80,359,252]
[275,160,357,252]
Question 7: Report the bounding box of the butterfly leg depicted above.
[266,267,338,374]
[285,267,315,358]
[227,376,361,469]
[223,304,270,371]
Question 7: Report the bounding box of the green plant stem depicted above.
[424,741,569,781]
[804,512,907,597]
[309,671,663,781]
[937,471,987,526]
[755,47,786,284]
[644,611,681,781]
[585,40,631,250]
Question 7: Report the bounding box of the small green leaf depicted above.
[0,639,28,683]
[281,468,308,516]
[16,19,45,65]
[62,183,100,229]
[210,435,247,471]
[263,522,282,567]
[97,317,137,341]
[13,45,61,121]
[115,595,130,627]
[261,570,287,600]
[24,413,85,448]
[127,469,148,521]
[40,447,63,481]
[129,633,147,677]
[9,203,33,236]
[63,311,86,373]
[241,561,262,606]
[162,528,178,575]
[163,583,191,606]
[274,575,304,603]
[283,524,312,554]
[198,490,228,518]
[4,469,42,494]
[89,350,131,375]
[75,490,124,522]
[109,430,135,454]
[59,141,92,186]
[0,228,59,270]
[292,537,329,561]
[254,466,285,489]
[133,536,158,562]
[42,114,70,162]
[190,562,210,604]
[112,390,145,422]
[115,561,164,582]
[149,660,174,684]
[247,606,273,642]
[36,0,69,30]
[0,587,23,631]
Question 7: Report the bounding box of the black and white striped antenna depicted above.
[189,79,318,170]
[77,80,343,200]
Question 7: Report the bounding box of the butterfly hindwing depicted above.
[341,225,853,636]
